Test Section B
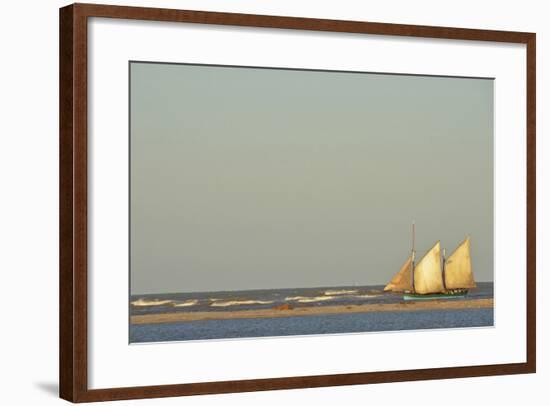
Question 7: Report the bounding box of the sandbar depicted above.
[131,298,493,325]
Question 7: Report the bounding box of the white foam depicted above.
[353,294,380,299]
[210,300,274,307]
[324,289,358,295]
[285,296,336,303]
[130,299,174,307]
[172,299,198,307]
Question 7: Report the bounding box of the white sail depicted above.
[444,237,476,289]
[414,241,444,294]
[384,255,413,292]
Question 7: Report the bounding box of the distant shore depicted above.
[131,298,493,325]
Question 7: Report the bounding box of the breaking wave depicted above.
[210,299,274,307]
[131,299,174,307]
[353,294,380,299]
[324,289,358,295]
[285,295,336,303]
[172,299,198,307]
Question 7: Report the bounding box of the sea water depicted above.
[130,308,493,343]
[129,282,493,343]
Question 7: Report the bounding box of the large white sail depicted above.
[444,237,476,289]
[384,255,413,292]
[414,241,444,294]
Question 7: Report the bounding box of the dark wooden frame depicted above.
[60,2,536,402]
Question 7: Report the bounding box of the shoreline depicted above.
[131,298,493,325]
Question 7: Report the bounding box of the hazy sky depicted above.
[130,62,493,295]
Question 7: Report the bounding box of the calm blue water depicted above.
[130,308,493,343]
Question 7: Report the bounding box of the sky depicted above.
[130,62,493,295]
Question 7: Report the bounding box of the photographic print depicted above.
[129,62,494,343]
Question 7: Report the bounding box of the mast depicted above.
[411,221,416,293]
[442,247,447,291]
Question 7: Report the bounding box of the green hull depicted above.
[403,291,467,301]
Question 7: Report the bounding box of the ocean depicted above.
[130,282,493,343]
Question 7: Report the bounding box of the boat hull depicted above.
[403,290,468,301]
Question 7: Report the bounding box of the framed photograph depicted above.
[59,3,536,402]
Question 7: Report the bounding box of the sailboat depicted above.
[383,223,476,300]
